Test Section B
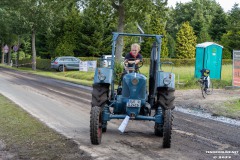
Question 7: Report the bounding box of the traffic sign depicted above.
[13,45,19,52]
[3,45,9,53]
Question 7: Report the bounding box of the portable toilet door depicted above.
[195,42,223,79]
[195,47,205,78]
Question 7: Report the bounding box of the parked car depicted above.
[51,56,81,72]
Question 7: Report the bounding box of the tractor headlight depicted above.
[98,73,106,81]
[97,69,106,81]
[163,78,171,85]
[131,78,139,85]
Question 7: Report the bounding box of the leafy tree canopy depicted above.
[175,21,197,59]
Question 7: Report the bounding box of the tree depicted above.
[167,34,176,58]
[78,0,115,57]
[209,7,227,42]
[0,8,10,64]
[141,7,169,58]
[227,3,240,32]
[54,7,82,57]
[0,8,26,65]
[0,0,75,70]
[198,24,212,43]
[166,1,193,39]
[220,3,240,58]
[78,0,168,61]
[175,22,197,59]
[167,0,222,42]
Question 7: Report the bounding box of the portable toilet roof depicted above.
[196,42,223,48]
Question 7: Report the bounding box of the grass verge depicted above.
[212,99,240,119]
[0,94,91,160]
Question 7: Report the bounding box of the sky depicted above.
[167,0,240,12]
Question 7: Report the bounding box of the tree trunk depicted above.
[1,44,4,64]
[16,51,19,67]
[16,36,20,67]
[7,46,12,65]
[32,29,36,70]
[115,1,125,62]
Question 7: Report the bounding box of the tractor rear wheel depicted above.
[157,87,175,110]
[162,109,173,148]
[91,84,109,107]
[90,106,103,145]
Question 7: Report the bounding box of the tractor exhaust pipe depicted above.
[148,42,158,108]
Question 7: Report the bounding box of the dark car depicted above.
[51,56,81,72]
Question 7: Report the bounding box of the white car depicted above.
[101,55,124,67]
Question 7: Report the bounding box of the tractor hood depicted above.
[122,73,147,100]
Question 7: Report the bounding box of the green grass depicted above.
[0,63,233,88]
[0,94,90,159]
[221,99,240,119]
[138,64,232,89]
[210,99,240,119]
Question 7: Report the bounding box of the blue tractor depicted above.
[90,32,175,148]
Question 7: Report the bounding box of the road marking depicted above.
[174,129,230,150]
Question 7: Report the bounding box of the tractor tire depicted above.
[91,84,109,107]
[154,123,163,137]
[157,87,175,110]
[162,109,173,148]
[157,87,174,148]
[90,106,103,145]
[90,84,109,144]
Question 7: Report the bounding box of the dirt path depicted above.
[0,67,240,160]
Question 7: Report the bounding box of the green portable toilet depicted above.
[195,42,223,79]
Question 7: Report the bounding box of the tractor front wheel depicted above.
[90,84,109,144]
[162,109,173,148]
[90,106,103,145]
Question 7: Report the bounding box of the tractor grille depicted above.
[122,74,146,99]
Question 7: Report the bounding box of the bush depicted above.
[18,58,32,67]
[36,59,51,70]
[18,58,51,70]
[79,57,99,61]
[142,58,195,66]
[114,62,123,84]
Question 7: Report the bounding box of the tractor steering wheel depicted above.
[124,59,143,73]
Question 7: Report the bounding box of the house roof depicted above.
[196,42,223,48]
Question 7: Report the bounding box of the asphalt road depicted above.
[0,67,239,160]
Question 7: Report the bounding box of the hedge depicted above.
[18,58,51,70]
[80,57,233,66]
[17,57,232,71]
